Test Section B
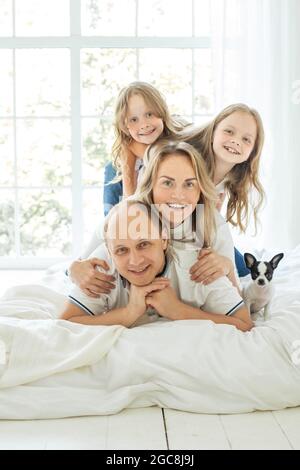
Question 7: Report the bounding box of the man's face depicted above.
[107,205,167,286]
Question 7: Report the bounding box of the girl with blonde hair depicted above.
[103,81,186,215]
[179,103,265,278]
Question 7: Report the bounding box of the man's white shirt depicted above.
[69,243,244,327]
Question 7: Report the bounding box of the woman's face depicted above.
[152,153,201,227]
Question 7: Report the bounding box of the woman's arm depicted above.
[68,258,116,298]
[190,248,241,293]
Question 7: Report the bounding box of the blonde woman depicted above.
[61,198,253,332]
[69,141,240,296]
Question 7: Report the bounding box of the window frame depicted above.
[0,0,213,269]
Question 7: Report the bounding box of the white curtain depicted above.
[211,0,300,252]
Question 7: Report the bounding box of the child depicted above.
[61,198,252,332]
[103,81,185,215]
[179,104,265,277]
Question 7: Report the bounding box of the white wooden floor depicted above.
[0,407,299,450]
[0,270,299,450]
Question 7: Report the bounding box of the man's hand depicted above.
[145,286,183,320]
[127,278,170,320]
[190,248,233,285]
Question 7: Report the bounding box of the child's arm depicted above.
[216,192,226,212]
[128,141,148,158]
[121,142,148,197]
[120,146,137,197]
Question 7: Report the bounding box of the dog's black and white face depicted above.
[244,253,284,287]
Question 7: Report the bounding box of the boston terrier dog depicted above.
[243,252,284,318]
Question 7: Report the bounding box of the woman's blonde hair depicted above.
[179,104,265,232]
[112,81,184,175]
[137,140,218,248]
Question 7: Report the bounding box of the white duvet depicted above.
[0,247,300,419]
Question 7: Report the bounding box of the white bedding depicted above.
[0,246,300,419]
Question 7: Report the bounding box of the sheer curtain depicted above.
[211,0,300,252]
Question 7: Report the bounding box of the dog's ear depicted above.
[244,253,256,269]
[270,253,284,270]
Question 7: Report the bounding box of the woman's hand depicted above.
[189,248,233,285]
[68,258,116,298]
[145,286,182,320]
[127,278,170,320]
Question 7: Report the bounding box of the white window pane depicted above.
[0,50,13,116]
[223,49,240,103]
[82,0,135,36]
[16,49,70,117]
[19,189,72,256]
[139,49,192,115]
[138,0,192,36]
[193,114,212,126]
[0,119,14,186]
[195,0,211,36]
[17,119,71,187]
[0,0,12,36]
[0,190,14,256]
[194,49,214,114]
[225,0,241,38]
[81,49,137,116]
[15,0,70,36]
[82,118,114,186]
[83,187,104,248]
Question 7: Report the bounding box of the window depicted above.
[0,0,215,268]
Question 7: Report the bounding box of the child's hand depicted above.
[216,192,226,212]
[128,141,148,159]
[127,278,170,319]
[69,258,116,297]
[120,147,139,197]
[120,146,137,165]
[146,286,182,320]
[189,248,233,285]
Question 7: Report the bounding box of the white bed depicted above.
[0,246,300,420]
